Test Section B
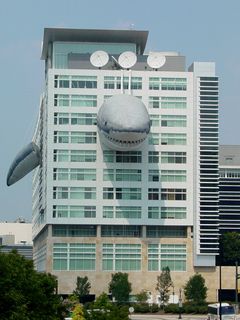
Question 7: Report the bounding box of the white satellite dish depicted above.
[90,50,109,68]
[147,52,166,69]
[118,51,137,69]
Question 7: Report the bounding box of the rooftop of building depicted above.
[41,28,149,59]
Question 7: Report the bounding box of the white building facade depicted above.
[32,28,219,299]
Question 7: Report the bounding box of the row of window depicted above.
[54,75,187,91]
[53,186,187,201]
[54,131,97,144]
[52,225,187,238]
[54,94,187,109]
[53,205,187,220]
[149,133,187,145]
[52,243,187,271]
[54,112,96,125]
[53,131,187,146]
[53,168,186,182]
[53,112,187,128]
[53,150,187,164]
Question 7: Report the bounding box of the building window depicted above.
[52,243,68,270]
[161,151,186,164]
[161,207,186,219]
[161,97,187,109]
[104,76,121,89]
[71,76,97,89]
[103,150,114,162]
[148,133,160,145]
[104,76,142,90]
[103,206,114,218]
[54,131,69,143]
[53,205,96,218]
[115,206,141,219]
[54,94,97,107]
[148,207,160,219]
[53,243,96,271]
[116,151,142,163]
[148,244,186,271]
[149,96,160,108]
[71,95,97,107]
[131,77,142,90]
[161,78,187,91]
[161,170,186,182]
[161,188,187,201]
[116,169,141,182]
[70,113,97,125]
[148,170,160,182]
[71,150,96,162]
[53,187,96,199]
[101,225,141,237]
[54,75,70,88]
[150,114,160,127]
[53,168,96,181]
[149,77,160,90]
[148,151,160,163]
[148,188,159,200]
[103,187,114,199]
[53,150,96,162]
[70,131,97,144]
[161,133,186,145]
[161,115,187,127]
[116,188,141,200]
[103,151,142,163]
[54,131,97,144]
[103,169,114,181]
[53,150,69,162]
[102,244,141,271]
[149,78,187,91]
[148,96,187,109]
[146,226,187,238]
[52,225,97,237]
[54,112,69,125]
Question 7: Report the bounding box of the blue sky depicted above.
[1,0,240,221]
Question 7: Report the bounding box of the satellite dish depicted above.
[118,51,137,69]
[147,52,166,69]
[90,50,109,68]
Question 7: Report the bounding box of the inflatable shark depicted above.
[7,94,150,186]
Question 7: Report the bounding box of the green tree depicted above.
[221,232,240,264]
[72,303,85,320]
[135,290,149,303]
[74,276,91,302]
[184,273,207,304]
[85,293,129,320]
[156,266,173,308]
[108,272,132,303]
[0,250,66,319]
[93,292,112,310]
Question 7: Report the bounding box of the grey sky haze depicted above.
[1,0,240,221]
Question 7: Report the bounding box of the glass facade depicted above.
[148,244,187,271]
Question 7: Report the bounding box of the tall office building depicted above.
[219,145,240,233]
[32,28,219,299]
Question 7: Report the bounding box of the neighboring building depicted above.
[0,221,33,259]
[32,28,219,300]
[219,145,240,232]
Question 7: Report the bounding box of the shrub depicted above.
[133,303,150,313]
[150,303,159,313]
[164,303,180,313]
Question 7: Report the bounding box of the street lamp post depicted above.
[235,261,240,313]
[178,288,182,319]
